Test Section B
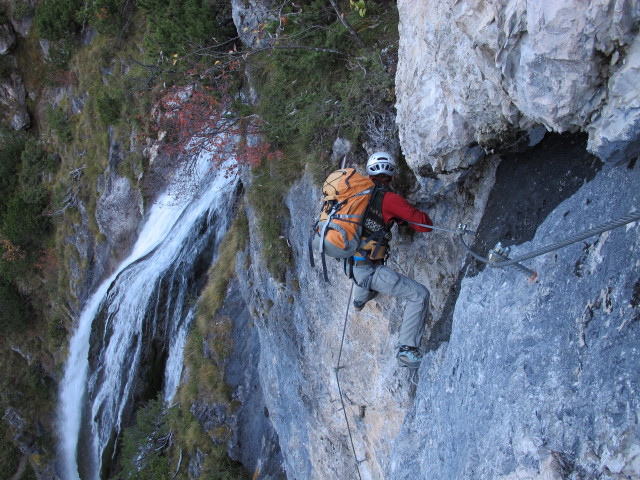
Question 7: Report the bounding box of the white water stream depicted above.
[57,153,239,480]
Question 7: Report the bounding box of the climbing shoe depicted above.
[353,291,379,311]
[397,345,422,368]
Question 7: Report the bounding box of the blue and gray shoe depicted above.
[397,345,422,368]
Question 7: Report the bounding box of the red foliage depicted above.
[34,248,58,279]
[95,7,108,20]
[147,69,281,175]
[0,238,26,262]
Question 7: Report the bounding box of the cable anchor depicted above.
[488,242,538,280]
[488,242,510,265]
[457,223,477,236]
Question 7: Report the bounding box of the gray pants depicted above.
[352,264,429,347]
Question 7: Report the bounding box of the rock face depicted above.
[231,0,275,48]
[0,56,30,130]
[235,131,638,479]
[96,129,144,267]
[223,280,286,479]
[395,0,640,187]
[234,144,497,478]
[0,17,30,130]
[236,174,417,479]
[225,2,640,478]
[389,159,640,480]
[0,21,16,54]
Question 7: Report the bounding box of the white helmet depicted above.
[366,151,398,176]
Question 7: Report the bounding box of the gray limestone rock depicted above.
[0,21,16,54]
[395,0,640,190]
[231,0,275,48]
[234,153,501,479]
[95,130,144,263]
[587,34,640,163]
[0,57,30,130]
[389,159,640,480]
[223,279,286,479]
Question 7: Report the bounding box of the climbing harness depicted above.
[334,283,365,480]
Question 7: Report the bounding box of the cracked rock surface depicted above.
[389,158,640,480]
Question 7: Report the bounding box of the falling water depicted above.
[57,153,239,480]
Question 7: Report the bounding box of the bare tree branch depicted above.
[171,449,183,480]
[48,166,86,217]
[328,0,365,47]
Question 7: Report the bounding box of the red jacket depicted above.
[381,191,433,233]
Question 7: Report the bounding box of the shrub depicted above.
[1,196,48,248]
[34,0,84,41]
[0,423,20,477]
[0,138,58,281]
[0,279,29,329]
[46,106,73,142]
[119,397,172,480]
[137,0,236,58]
[96,88,123,125]
[118,396,249,480]
[19,142,58,205]
[0,134,24,207]
[76,0,130,36]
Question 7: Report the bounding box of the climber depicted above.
[348,151,433,368]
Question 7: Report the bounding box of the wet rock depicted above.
[95,128,144,264]
[221,280,286,479]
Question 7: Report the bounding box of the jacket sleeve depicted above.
[382,192,433,232]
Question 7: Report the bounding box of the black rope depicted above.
[334,282,364,480]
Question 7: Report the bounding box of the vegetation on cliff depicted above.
[0,0,399,477]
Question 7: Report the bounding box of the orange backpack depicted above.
[310,168,376,280]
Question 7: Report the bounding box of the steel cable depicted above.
[464,211,640,269]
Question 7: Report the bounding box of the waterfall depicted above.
[57,152,240,480]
